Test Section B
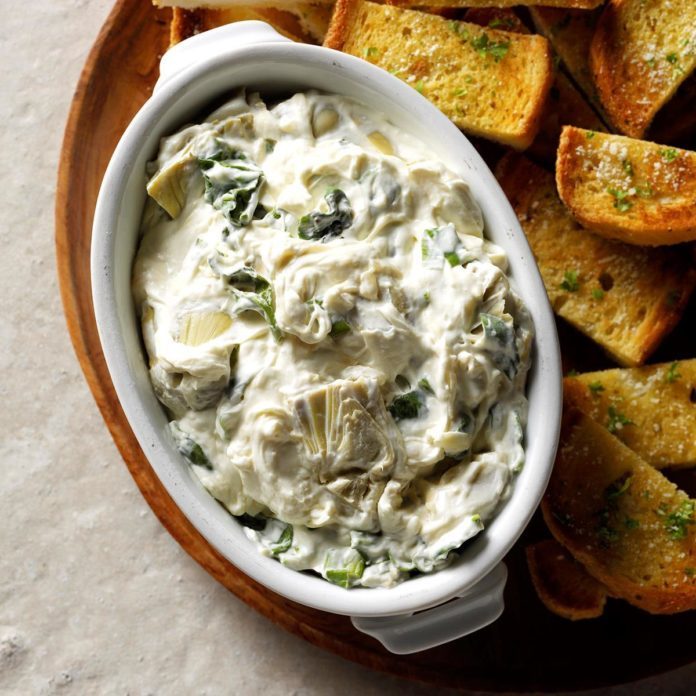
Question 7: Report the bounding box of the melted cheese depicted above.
[133,91,533,588]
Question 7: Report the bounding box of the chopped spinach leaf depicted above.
[388,391,424,421]
[224,266,282,341]
[480,312,518,379]
[298,189,353,241]
[198,145,264,227]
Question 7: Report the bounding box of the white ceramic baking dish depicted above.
[91,21,562,654]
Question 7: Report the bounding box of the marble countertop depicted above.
[0,1,693,693]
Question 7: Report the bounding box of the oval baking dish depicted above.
[91,21,562,653]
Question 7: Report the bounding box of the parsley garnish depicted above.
[659,148,679,162]
[586,130,596,140]
[471,33,510,62]
[488,17,515,29]
[607,405,633,433]
[560,270,579,292]
[418,377,434,394]
[588,381,605,395]
[592,288,605,300]
[471,513,482,524]
[608,188,632,213]
[660,500,695,540]
[444,251,460,266]
[363,46,378,57]
[666,361,681,383]
[622,159,634,177]
[415,80,425,94]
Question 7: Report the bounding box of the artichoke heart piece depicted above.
[146,153,193,219]
[293,380,402,505]
[178,311,233,346]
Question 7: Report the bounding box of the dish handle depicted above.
[156,21,292,93]
[350,563,507,654]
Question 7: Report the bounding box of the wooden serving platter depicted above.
[55,0,695,690]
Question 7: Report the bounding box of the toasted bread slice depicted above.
[564,360,696,470]
[495,153,696,366]
[556,127,696,245]
[526,539,608,620]
[590,0,696,138]
[462,8,605,163]
[529,6,606,118]
[324,0,553,149]
[542,409,696,614]
[170,7,313,45]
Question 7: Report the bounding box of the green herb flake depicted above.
[388,391,424,421]
[622,159,634,177]
[418,377,434,394]
[423,290,431,305]
[588,381,605,395]
[270,524,293,555]
[624,517,640,529]
[685,567,695,577]
[659,148,679,162]
[452,87,468,97]
[566,369,579,377]
[444,251,460,267]
[488,17,514,29]
[471,513,483,525]
[606,474,633,501]
[363,46,379,57]
[415,80,425,93]
[449,21,469,40]
[592,288,605,300]
[607,405,633,433]
[607,188,633,213]
[560,270,580,292]
[666,361,681,383]
[586,130,596,140]
[324,548,366,588]
[329,319,351,338]
[264,139,276,153]
[661,500,695,540]
[471,33,510,62]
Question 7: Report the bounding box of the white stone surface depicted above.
[0,1,693,694]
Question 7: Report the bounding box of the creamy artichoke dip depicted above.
[133,91,533,588]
